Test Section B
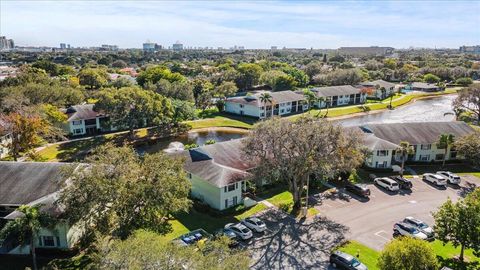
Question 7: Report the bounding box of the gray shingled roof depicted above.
[363,134,400,150]
[64,104,103,121]
[173,140,253,187]
[364,122,474,145]
[311,85,361,97]
[226,90,305,107]
[362,80,396,89]
[409,82,439,89]
[0,162,72,205]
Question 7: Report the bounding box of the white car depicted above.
[374,177,400,192]
[224,223,253,240]
[394,222,429,240]
[422,173,447,187]
[436,171,461,185]
[403,216,434,238]
[241,217,267,233]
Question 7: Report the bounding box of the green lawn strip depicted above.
[161,203,268,241]
[338,240,479,270]
[185,116,253,129]
[337,241,380,270]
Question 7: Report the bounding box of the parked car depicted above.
[374,177,400,192]
[436,171,461,185]
[175,229,211,246]
[214,228,240,248]
[390,176,413,189]
[225,223,253,240]
[345,182,371,198]
[329,250,368,270]
[241,217,267,233]
[403,216,434,238]
[393,222,428,240]
[422,173,447,187]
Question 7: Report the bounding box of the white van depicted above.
[422,173,447,187]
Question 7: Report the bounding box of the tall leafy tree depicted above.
[95,87,173,137]
[78,68,109,89]
[396,141,414,176]
[0,205,55,270]
[236,63,263,90]
[242,116,365,211]
[453,83,480,123]
[454,131,480,168]
[0,112,46,161]
[377,237,438,270]
[136,66,186,87]
[58,144,192,243]
[260,70,296,91]
[303,89,317,111]
[433,189,480,263]
[98,230,249,270]
[436,134,455,168]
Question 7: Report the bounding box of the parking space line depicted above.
[374,230,391,241]
[336,200,346,205]
[323,203,332,208]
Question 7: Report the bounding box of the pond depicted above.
[140,94,457,153]
[136,128,249,154]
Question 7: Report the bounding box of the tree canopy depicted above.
[377,237,438,270]
[242,116,365,211]
[58,144,192,242]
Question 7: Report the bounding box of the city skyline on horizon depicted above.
[1,1,479,49]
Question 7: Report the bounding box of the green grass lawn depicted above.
[337,240,479,270]
[338,241,380,270]
[185,116,253,129]
[161,203,268,241]
[263,188,321,217]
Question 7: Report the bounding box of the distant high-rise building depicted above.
[67,44,71,49]
[100,44,118,51]
[172,41,183,51]
[60,43,66,49]
[459,45,480,55]
[143,42,156,51]
[0,36,14,50]
[271,46,278,50]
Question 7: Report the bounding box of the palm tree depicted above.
[316,97,326,118]
[437,133,455,168]
[303,89,317,112]
[259,92,272,119]
[0,205,54,270]
[396,141,415,176]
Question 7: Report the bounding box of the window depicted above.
[419,155,430,161]
[280,109,285,113]
[74,129,83,134]
[377,150,388,156]
[233,196,238,205]
[72,120,82,125]
[225,199,228,209]
[421,144,431,150]
[239,104,244,108]
[376,161,387,168]
[450,151,457,159]
[42,236,55,247]
[435,154,444,160]
[260,106,264,110]
[260,112,265,117]
[228,184,235,192]
[187,173,192,179]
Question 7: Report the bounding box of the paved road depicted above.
[314,174,480,250]
[246,209,347,270]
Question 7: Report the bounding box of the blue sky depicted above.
[1,1,479,49]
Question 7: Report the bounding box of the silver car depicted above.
[241,217,267,233]
[436,171,461,185]
[225,223,253,240]
[403,216,434,238]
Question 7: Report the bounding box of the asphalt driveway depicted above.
[314,174,480,251]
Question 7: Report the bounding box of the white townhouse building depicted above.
[310,85,367,108]
[358,121,475,169]
[360,79,396,99]
[0,162,82,254]
[62,104,106,136]
[170,140,252,210]
[224,90,308,119]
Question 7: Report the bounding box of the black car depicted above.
[330,251,368,270]
[390,176,413,189]
[345,182,371,198]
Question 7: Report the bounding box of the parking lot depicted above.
[314,174,480,250]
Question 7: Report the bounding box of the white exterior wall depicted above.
[315,93,367,108]
[8,222,76,255]
[336,95,351,106]
[188,173,244,210]
[68,120,86,136]
[373,87,395,99]
[224,102,261,118]
[0,134,12,158]
[411,144,454,162]
[365,149,394,168]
